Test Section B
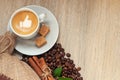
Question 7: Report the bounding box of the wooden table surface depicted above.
[0,0,120,80]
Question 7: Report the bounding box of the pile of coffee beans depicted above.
[22,43,83,80]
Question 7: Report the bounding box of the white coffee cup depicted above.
[10,7,46,39]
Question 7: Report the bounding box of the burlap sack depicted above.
[0,32,40,80]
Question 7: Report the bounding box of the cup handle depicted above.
[39,13,46,23]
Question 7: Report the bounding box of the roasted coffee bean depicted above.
[56,59,60,62]
[44,53,48,57]
[56,54,61,59]
[63,67,67,70]
[62,64,65,67]
[48,51,51,55]
[53,59,57,62]
[61,57,65,64]
[64,74,68,77]
[70,75,75,79]
[51,56,55,60]
[48,56,51,59]
[21,57,28,62]
[48,63,51,67]
[72,64,75,67]
[57,48,60,52]
[60,51,65,57]
[22,43,83,80]
[52,49,57,53]
[68,66,72,70]
[66,58,70,62]
[53,45,57,49]
[73,67,76,70]
[45,59,49,62]
[69,69,73,73]
[62,58,67,62]
[67,75,71,78]
[60,48,65,52]
[57,43,62,48]
[77,67,81,71]
[66,53,71,57]
[76,77,81,80]
[77,73,81,77]
[53,63,56,66]
[65,62,70,67]
[69,60,74,64]
[50,62,53,66]
[80,77,83,80]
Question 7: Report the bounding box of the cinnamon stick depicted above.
[28,57,43,77]
[48,76,54,80]
[39,57,46,68]
[32,56,43,71]
[39,57,54,80]
[29,56,54,80]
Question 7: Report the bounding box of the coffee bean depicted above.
[72,64,75,67]
[68,66,72,70]
[80,77,83,80]
[44,53,48,57]
[66,58,70,62]
[48,51,51,55]
[53,63,56,66]
[66,53,71,57]
[77,77,81,80]
[69,69,73,72]
[70,60,74,64]
[22,43,83,80]
[60,51,65,57]
[21,57,28,63]
[65,62,70,67]
[57,43,62,48]
[56,59,60,62]
[50,62,53,66]
[57,48,60,52]
[55,54,60,59]
[46,59,49,62]
[62,64,65,67]
[77,73,81,77]
[73,67,76,70]
[63,58,67,61]
[77,67,81,71]
[52,49,57,53]
[48,63,51,67]
[60,48,65,52]
[63,73,67,77]
[48,56,52,60]
[63,67,67,70]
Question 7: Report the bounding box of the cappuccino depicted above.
[12,10,38,35]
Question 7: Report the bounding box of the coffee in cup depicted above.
[10,8,45,39]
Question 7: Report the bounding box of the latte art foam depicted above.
[12,10,38,35]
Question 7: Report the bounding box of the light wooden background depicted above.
[0,0,120,80]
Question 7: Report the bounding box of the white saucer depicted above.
[7,5,59,55]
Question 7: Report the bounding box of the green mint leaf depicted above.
[53,67,62,77]
[58,77,73,80]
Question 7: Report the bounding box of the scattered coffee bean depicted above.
[80,77,83,80]
[66,53,71,57]
[77,67,81,71]
[22,43,83,80]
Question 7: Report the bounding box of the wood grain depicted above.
[0,0,120,80]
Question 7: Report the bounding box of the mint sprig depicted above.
[53,67,62,77]
[53,67,72,80]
